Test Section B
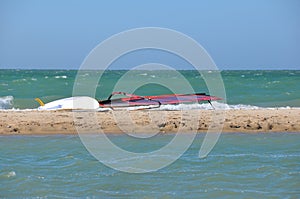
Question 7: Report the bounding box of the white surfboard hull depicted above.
[38,97,99,110]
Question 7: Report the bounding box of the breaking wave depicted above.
[155,102,299,110]
[0,96,14,109]
[150,102,260,110]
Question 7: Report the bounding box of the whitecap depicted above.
[267,81,280,84]
[138,73,148,76]
[12,78,27,82]
[6,171,16,178]
[0,96,14,109]
[55,75,67,79]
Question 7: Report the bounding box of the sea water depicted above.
[0,70,299,109]
[0,134,299,198]
[1,70,300,198]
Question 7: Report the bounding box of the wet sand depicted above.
[0,109,299,135]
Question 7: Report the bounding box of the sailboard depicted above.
[36,96,99,110]
[99,92,222,109]
[35,92,221,110]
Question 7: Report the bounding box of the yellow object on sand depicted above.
[35,98,45,106]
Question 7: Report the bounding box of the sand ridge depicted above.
[0,109,299,135]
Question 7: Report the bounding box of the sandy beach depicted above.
[0,109,299,135]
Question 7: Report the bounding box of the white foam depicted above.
[6,171,16,178]
[97,107,112,112]
[155,102,262,111]
[138,73,148,76]
[157,103,214,110]
[54,75,67,79]
[0,96,14,109]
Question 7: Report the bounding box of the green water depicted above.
[0,70,299,109]
[0,133,299,198]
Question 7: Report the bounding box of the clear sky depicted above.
[0,0,299,70]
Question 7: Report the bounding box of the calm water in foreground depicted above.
[1,133,299,198]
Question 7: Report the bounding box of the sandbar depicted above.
[0,109,299,135]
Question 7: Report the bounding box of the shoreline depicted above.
[0,109,299,135]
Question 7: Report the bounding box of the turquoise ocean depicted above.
[0,70,299,109]
[0,70,300,198]
[1,134,299,198]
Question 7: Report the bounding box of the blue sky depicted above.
[0,0,299,70]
